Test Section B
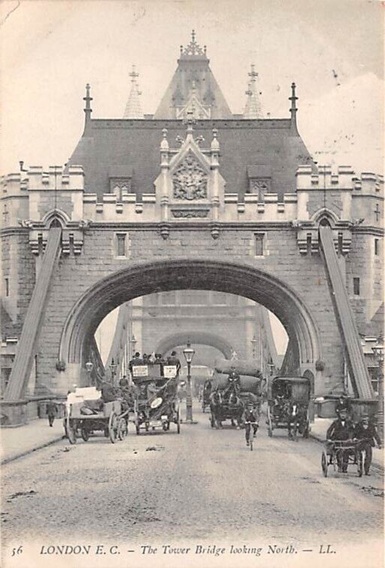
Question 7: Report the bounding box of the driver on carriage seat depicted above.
[326,409,354,472]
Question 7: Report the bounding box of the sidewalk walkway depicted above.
[0,419,65,465]
[310,417,384,473]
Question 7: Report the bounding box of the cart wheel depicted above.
[357,451,363,477]
[67,420,77,445]
[267,405,273,436]
[81,426,90,442]
[109,412,118,444]
[321,451,328,477]
[118,419,127,441]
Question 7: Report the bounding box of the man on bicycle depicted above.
[354,415,382,476]
[244,404,259,446]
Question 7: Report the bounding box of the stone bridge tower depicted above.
[1,32,383,425]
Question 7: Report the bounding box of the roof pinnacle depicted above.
[243,65,262,119]
[179,30,207,58]
[124,65,144,119]
[289,82,298,132]
[83,83,93,130]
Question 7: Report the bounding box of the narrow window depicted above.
[353,277,360,296]
[116,234,126,257]
[338,232,343,255]
[307,233,312,254]
[255,233,264,256]
[374,238,379,256]
[5,278,9,297]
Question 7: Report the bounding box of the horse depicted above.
[209,390,223,429]
[227,392,244,428]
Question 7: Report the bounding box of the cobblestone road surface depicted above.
[1,409,383,568]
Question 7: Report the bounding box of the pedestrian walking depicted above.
[46,400,58,427]
[354,415,382,476]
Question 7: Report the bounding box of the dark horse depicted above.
[209,390,223,429]
[227,392,244,428]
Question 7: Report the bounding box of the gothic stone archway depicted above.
[58,259,321,392]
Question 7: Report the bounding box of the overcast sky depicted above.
[0,0,383,176]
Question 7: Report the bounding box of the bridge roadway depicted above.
[1,407,383,568]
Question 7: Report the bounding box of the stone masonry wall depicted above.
[34,226,344,393]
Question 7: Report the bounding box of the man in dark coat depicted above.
[354,416,382,475]
[326,409,354,472]
[129,352,143,373]
[167,351,181,373]
[335,394,352,419]
[46,400,58,427]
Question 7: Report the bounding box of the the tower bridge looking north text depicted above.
[0,30,383,567]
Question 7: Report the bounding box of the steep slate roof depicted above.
[68,118,315,201]
[154,30,232,120]
[68,32,315,201]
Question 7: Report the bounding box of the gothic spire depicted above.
[289,82,298,132]
[243,65,262,119]
[83,83,92,130]
[124,66,144,119]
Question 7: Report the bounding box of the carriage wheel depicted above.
[267,406,273,437]
[81,425,90,442]
[321,451,328,477]
[108,412,118,444]
[356,451,363,477]
[118,418,128,441]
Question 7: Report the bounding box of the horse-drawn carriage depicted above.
[132,363,180,434]
[266,376,311,440]
[209,359,263,429]
[64,386,128,444]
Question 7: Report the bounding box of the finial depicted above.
[160,128,169,151]
[129,65,139,81]
[211,128,220,151]
[180,30,206,57]
[249,64,258,80]
[83,83,93,127]
[289,82,298,131]
[184,108,196,133]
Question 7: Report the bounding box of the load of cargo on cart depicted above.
[131,362,180,434]
[64,385,129,444]
[208,358,264,428]
[266,376,311,440]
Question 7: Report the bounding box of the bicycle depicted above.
[245,420,258,451]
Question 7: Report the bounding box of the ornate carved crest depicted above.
[173,151,208,201]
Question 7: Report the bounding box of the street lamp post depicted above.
[372,342,384,444]
[183,341,197,424]
[85,361,94,386]
[251,335,257,359]
[109,358,117,386]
